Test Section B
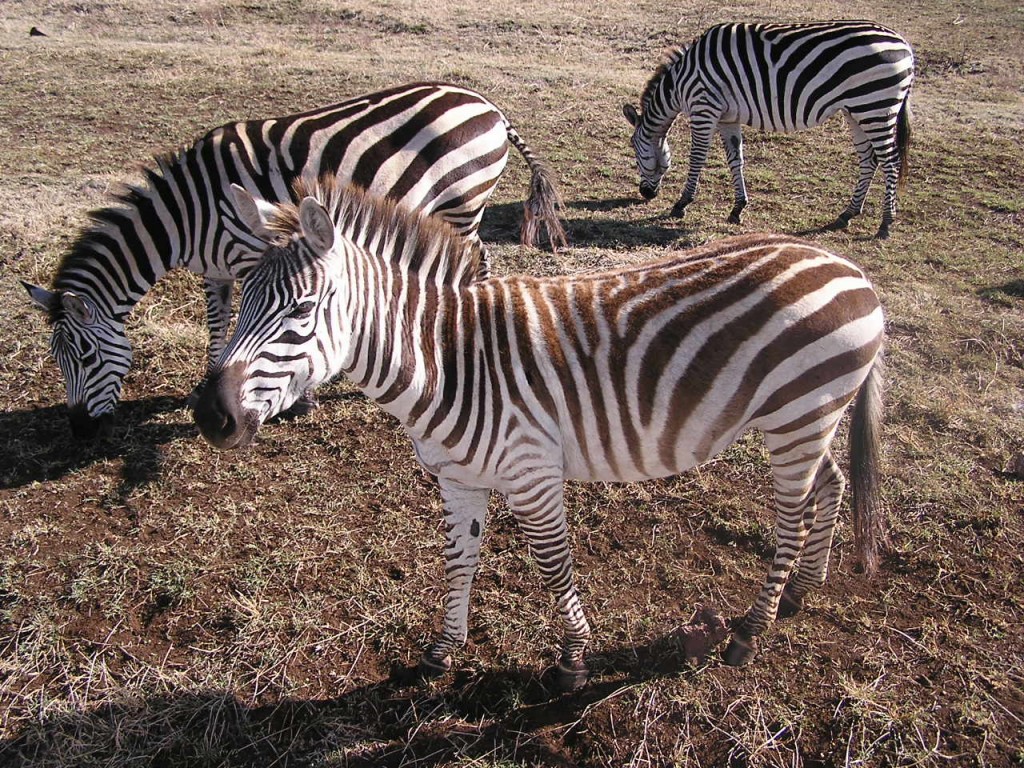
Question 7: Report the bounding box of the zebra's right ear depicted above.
[22,280,59,313]
[623,104,640,127]
[229,184,277,241]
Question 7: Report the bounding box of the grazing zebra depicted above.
[22,82,566,438]
[623,21,914,238]
[194,178,885,689]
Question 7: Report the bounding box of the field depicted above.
[1,1,1023,765]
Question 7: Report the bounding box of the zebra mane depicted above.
[264,176,486,290]
[639,47,687,110]
[52,149,189,303]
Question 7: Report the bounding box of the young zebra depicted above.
[623,21,914,238]
[194,178,886,688]
[22,82,566,438]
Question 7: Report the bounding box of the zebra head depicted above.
[622,104,672,200]
[22,282,131,439]
[194,190,342,450]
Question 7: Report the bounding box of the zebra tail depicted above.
[849,356,887,576]
[505,124,568,251]
[896,95,912,192]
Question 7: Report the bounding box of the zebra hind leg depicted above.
[777,453,846,619]
[876,158,901,240]
[831,113,879,232]
[723,442,827,666]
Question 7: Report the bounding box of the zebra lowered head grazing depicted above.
[195,179,886,689]
[624,21,914,238]
[22,82,566,439]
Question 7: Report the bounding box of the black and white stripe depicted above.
[623,21,914,237]
[195,180,886,687]
[23,81,566,437]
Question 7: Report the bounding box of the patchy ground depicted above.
[1,1,1023,766]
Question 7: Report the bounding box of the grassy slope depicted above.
[1,1,1022,766]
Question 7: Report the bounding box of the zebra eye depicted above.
[288,300,316,320]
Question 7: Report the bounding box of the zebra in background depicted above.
[194,177,886,689]
[623,21,914,238]
[22,81,567,438]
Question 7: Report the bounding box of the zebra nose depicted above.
[193,387,237,446]
[68,407,114,440]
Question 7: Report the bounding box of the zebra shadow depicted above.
[0,395,189,492]
[0,630,722,767]
[481,199,696,251]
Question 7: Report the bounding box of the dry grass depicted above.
[1,1,1023,766]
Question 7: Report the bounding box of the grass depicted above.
[1,0,1024,766]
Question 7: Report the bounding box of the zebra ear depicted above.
[623,104,640,127]
[61,291,96,325]
[22,280,60,313]
[298,197,335,255]
[230,184,277,241]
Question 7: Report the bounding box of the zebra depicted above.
[21,81,567,439]
[623,21,914,238]
[193,177,886,690]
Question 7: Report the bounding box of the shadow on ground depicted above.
[0,387,366,492]
[0,628,725,767]
[479,199,701,250]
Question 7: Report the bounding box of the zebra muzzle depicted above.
[193,363,259,450]
[639,182,659,201]
[68,407,115,440]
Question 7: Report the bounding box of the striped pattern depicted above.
[194,180,885,681]
[624,21,914,237]
[24,82,565,437]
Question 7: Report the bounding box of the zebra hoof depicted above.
[827,215,852,231]
[723,633,759,666]
[727,212,742,225]
[777,587,804,619]
[418,651,452,680]
[669,202,688,219]
[553,659,590,692]
[876,225,891,240]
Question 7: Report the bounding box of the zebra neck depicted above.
[340,268,458,429]
[641,53,691,133]
[54,145,256,319]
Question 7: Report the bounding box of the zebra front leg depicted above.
[506,479,592,691]
[420,480,491,678]
[670,116,717,219]
[719,123,748,224]
[187,278,234,409]
[777,453,846,619]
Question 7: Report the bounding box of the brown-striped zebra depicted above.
[624,21,914,238]
[22,82,565,438]
[194,179,885,689]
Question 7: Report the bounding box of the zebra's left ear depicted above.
[298,197,335,255]
[230,184,277,241]
[623,104,640,127]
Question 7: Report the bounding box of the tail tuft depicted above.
[506,124,568,251]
